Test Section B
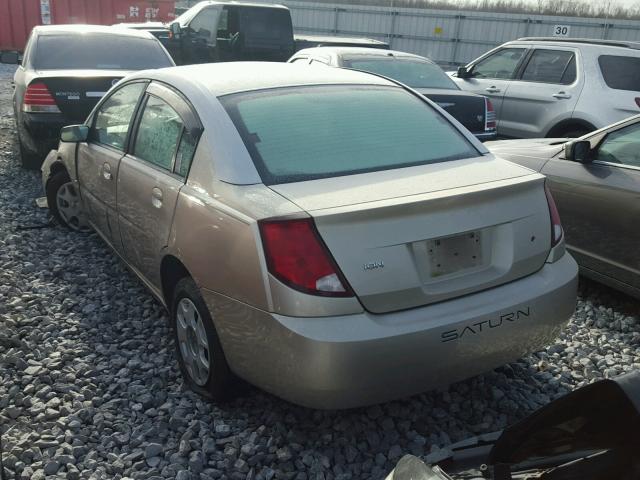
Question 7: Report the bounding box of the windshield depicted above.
[343,57,459,90]
[34,34,173,70]
[221,85,477,185]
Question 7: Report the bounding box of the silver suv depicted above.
[452,38,640,138]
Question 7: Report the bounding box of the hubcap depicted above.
[176,298,210,386]
[56,182,89,231]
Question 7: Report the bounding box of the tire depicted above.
[45,170,89,231]
[19,138,42,170]
[171,277,237,402]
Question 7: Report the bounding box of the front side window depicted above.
[596,123,640,168]
[599,55,640,92]
[134,95,184,171]
[472,48,526,80]
[91,82,145,150]
[343,57,458,90]
[189,8,218,42]
[221,85,478,185]
[34,35,173,70]
[520,49,575,84]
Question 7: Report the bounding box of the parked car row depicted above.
[452,37,640,139]
[1,1,638,407]
[2,25,175,169]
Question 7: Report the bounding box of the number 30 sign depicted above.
[553,25,570,37]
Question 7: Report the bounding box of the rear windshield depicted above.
[342,58,458,90]
[598,55,640,92]
[221,85,478,185]
[34,34,173,70]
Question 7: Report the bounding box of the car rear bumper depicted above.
[203,253,578,409]
[20,112,67,154]
[474,131,498,142]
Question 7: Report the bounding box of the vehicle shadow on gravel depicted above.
[1,67,639,479]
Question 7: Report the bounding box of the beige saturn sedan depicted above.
[42,63,578,409]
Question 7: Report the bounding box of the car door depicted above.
[542,121,640,290]
[116,82,202,290]
[76,81,147,250]
[500,48,582,138]
[453,47,528,119]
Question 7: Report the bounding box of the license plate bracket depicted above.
[428,230,482,278]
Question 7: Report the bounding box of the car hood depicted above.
[485,138,568,172]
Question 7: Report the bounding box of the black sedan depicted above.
[0,25,174,169]
[288,47,497,141]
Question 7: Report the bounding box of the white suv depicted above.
[451,38,640,138]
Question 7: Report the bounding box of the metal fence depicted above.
[179,0,640,67]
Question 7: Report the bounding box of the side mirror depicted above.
[456,66,470,79]
[170,22,182,39]
[60,125,89,143]
[0,52,19,64]
[564,140,592,163]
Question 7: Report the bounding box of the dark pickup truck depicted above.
[121,1,388,65]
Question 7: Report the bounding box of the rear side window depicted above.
[221,85,478,185]
[521,50,575,84]
[34,34,173,70]
[238,7,293,41]
[599,55,640,91]
[134,96,183,170]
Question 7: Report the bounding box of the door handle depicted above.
[485,86,501,93]
[151,187,163,209]
[553,92,572,99]
[101,163,112,180]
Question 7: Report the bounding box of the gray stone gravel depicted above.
[0,63,639,480]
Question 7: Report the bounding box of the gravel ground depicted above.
[1,62,639,480]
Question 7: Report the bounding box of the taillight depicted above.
[484,98,496,131]
[259,218,353,297]
[23,82,61,113]
[545,183,563,247]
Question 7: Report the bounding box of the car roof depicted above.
[508,37,640,50]
[33,24,156,40]
[295,47,431,60]
[129,62,396,97]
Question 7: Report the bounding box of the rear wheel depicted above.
[45,170,90,231]
[171,277,236,402]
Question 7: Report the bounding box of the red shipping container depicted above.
[0,0,176,52]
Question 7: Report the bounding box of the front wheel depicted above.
[45,170,90,231]
[171,277,237,402]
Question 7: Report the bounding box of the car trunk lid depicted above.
[269,156,552,313]
[416,88,488,135]
[34,69,133,123]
